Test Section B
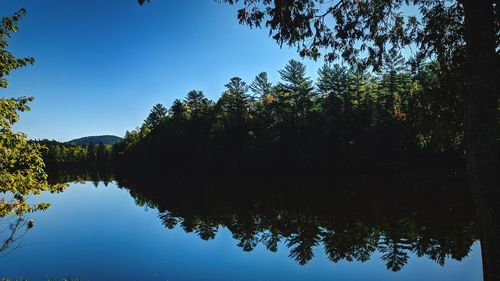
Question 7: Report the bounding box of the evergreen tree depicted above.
[379,50,407,122]
[144,103,168,130]
[185,90,210,119]
[347,69,371,129]
[278,60,315,120]
[278,60,312,93]
[170,99,188,122]
[249,72,272,99]
[220,77,251,124]
[216,77,251,140]
[316,64,348,125]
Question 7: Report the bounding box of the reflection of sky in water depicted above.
[0,182,483,281]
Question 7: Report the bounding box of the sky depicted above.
[2,0,325,141]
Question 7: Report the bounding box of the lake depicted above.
[0,169,484,280]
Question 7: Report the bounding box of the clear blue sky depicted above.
[2,0,324,141]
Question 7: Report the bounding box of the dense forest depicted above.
[111,56,464,173]
[36,139,113,166]
[35,135,122,166]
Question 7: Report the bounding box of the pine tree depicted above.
[216,77,252,139]
[379,50,407,122]
[221,77,251,124]
[249,72,272,99]
[316,64,348,124]
[185,90,210,119]
[278,60,314,120]
[144,103,168,130]
[170,99,188,122]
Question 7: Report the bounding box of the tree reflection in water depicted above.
[49,166,478,272]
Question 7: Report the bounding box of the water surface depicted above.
[0,171,483,280]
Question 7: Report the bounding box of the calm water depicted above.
[0,171,484,280]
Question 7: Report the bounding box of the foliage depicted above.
[0,10,65,219]
[0,9,35,88]
[143,104,168,131]
[219,0,474,71]
[115,58,463,169]
[0,98,63,216]
[36,139,113,166]
[249,72,272,98]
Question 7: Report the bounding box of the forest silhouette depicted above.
[107,58,464,174]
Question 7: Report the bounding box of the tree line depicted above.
[114,55,463,172]
[36,140,113,166]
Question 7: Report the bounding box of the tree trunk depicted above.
[462,1,500,280]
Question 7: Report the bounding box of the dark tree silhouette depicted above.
[144,103,168,130]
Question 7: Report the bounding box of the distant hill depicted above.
[66,135,122,145]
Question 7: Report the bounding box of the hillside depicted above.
[66,135,122,145]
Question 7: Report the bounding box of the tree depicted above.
[143,103,168,130]
[377,49,410,124]
[220,77,251,126]
[220,1,499,279]
[250,72,276,141]
[316,64,348,98]
[213,77,253,145]
[185,90,210,119]
[1,10,65,223]
[0,98,65,216]
[316,64,348,132]
[0,9,34,89]
[249,72,272,99]
[170,99,188,123]
[347,68,373,134]
[183,90,214,158]
[407,62,464,151]
[279,59,314,115]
